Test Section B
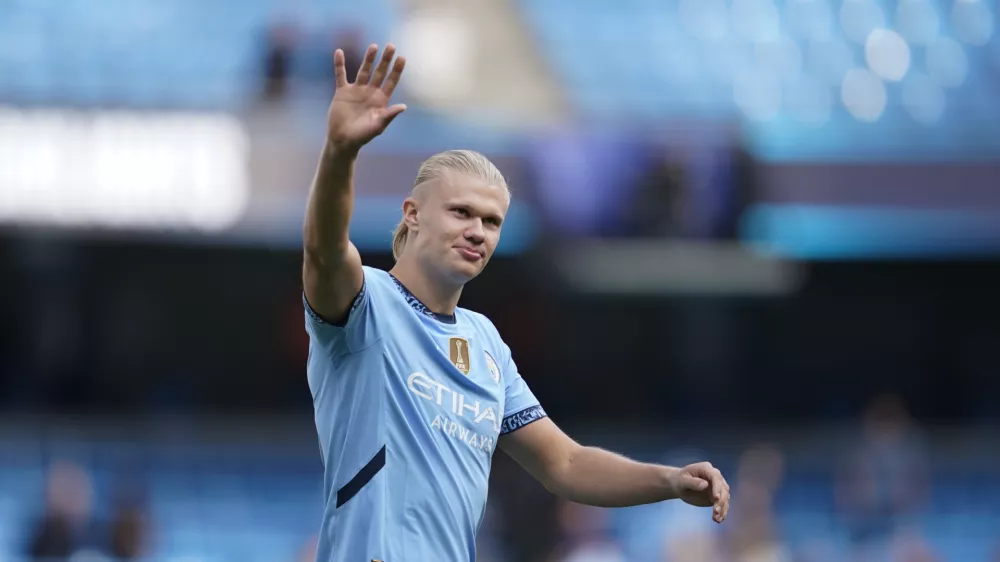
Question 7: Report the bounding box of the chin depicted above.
[446,260,485,284]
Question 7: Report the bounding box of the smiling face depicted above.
[402,169,509,285]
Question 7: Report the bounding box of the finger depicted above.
[680,474,709,492]
[370,43,396,88]
[381,56,406,98]
[333,49,347,88]
[380,104,407,128]
[355,44,379,85]
[718,492,730,522]
[713,479,730,523]
[710,471,727,502]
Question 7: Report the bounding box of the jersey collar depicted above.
[387,273,457,324]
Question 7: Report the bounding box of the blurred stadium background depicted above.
[1,0,999,561]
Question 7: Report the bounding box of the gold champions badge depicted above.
[449,337,471,375]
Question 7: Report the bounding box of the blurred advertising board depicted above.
[1,106,998,260]
[0,106,538,255]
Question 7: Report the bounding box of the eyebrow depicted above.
[450,201,504,222]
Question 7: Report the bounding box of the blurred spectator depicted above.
[260,21,365,103]
[657,455,721,562]
[658,502,720,562]
[298,25,365,95]
[261,22,299,102]
[107,486,149,561]
[26,461,99,561]
[620,140,754,241]
[332,26,364,85]
[547,500,625,562]
[890,526,941,562]
[621,155,688,238]
[719,144,757,240]
[297,534,318,562]
[836,393,931,558]
[721,444,792,562]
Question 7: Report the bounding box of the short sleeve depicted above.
[303,267,382,357]
[498,345,547,435]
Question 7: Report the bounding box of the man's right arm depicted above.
[302,144,364,325]
[300,44,406,324]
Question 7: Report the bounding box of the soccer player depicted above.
[302,44,731,562]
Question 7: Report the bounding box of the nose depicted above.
[465,220,485,244]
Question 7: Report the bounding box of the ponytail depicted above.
[391,219,408,262]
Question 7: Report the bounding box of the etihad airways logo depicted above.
[407,372,501,454]
[407,372,500,433]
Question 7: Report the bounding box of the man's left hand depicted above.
[669,462,731,523]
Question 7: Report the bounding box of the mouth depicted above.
[455,247,483,262]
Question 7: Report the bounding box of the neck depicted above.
[389,255,463,315]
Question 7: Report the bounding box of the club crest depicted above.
[484,350,501,384]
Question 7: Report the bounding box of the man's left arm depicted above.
[498,418,731,523]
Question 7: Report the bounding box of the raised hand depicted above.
[326,43,407,153]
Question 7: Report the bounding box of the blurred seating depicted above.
[0,0,397,109]
[6,0,995,159]
[0,0,532,153]
[0,433,997,562]
[0,437,324,562]
[516,0,1000,159]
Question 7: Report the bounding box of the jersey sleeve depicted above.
[303,266,382,357]
[498,344,548,435]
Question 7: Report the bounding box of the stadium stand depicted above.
[0,0,396,109]
[0,432,997,562]
[516,0,1000,159]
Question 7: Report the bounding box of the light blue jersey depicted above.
[304,266,547,562]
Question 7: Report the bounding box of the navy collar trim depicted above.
[388,273,457,324]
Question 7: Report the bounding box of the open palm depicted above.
[326,43,407,153]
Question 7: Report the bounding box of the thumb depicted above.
[381,103,407,126]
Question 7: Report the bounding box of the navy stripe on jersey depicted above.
[336,445,386,508]
[500,405,547,435]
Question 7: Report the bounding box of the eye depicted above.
[485,217,502,227]
[452,207,470,218]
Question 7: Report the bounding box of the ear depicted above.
[402,197,419,233]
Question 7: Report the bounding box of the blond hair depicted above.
[391,150,509,261]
